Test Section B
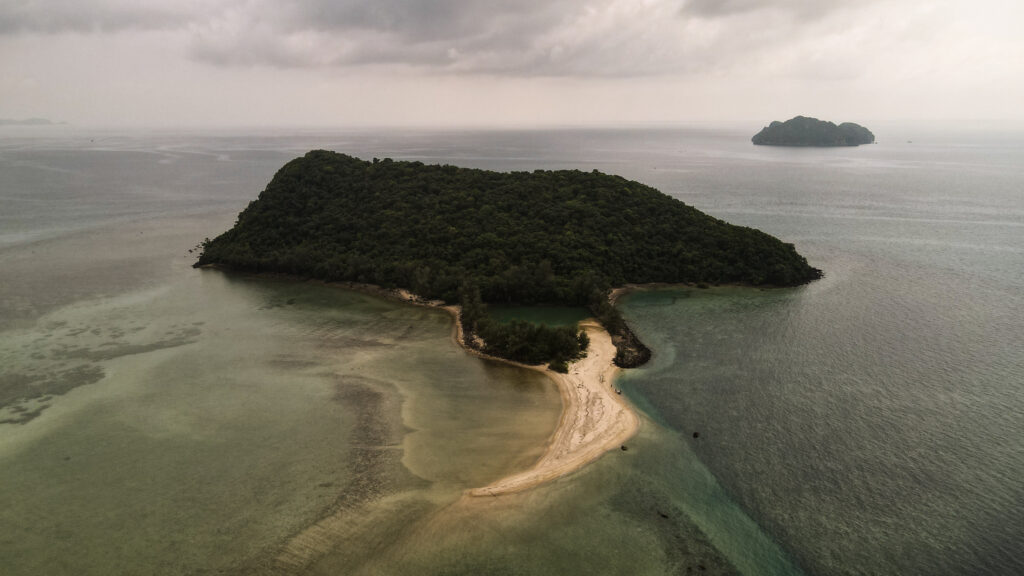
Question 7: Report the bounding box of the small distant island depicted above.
[752,116,875,147]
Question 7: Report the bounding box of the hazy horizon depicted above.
[4,120,1024,142]
[2,0,1022,129]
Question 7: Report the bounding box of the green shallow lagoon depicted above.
[0,254,565,574]
[2,260,781,576]
[0,222,794,576]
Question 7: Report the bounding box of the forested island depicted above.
[196,151,821,367]
[752,116,875,146]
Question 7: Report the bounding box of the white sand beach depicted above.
[467,320,639,497]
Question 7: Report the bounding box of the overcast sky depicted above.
[1,0,1021,127]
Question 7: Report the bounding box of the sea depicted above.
[1,123,1021,575]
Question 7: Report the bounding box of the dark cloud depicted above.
[185,0,580,70]
[0,0,892,80]
[682,0,833,19]
[0,0,777,76]
[0,0,191,34]
[185,0,701,76]
[292,0,546,42]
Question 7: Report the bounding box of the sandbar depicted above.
[319,284,642,497]
[467,320,639,497]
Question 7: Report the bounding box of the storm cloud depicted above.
[0,0,192,34]
[180,0,894,76]
[0,0,897,77]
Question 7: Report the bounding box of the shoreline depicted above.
[609,279,812,306]
[389,290,641,496]
[321,279,642,496]
[198,267,641,496]
[466,319,639,496]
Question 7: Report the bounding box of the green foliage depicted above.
[752,116,875,147]
[197,151,823,367]
[197,151,822,304]
[576,330,590,353]
[457,281,587,366]
[479,320,586,366]
[458,280,486,336]
[588,288,626,335]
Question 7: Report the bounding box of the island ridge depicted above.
[752,116,875,146]
[196,151,820,365]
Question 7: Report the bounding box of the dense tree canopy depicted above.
[752,116,875,147]
[457,281,588,370]
[197,150,821,306]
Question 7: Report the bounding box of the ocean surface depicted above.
[1,124,1021,575]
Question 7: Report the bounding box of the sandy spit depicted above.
[267,280,642,498]
[466,320,639,497]
[382,287,641,497]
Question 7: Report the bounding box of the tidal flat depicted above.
[0,262,567,574]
